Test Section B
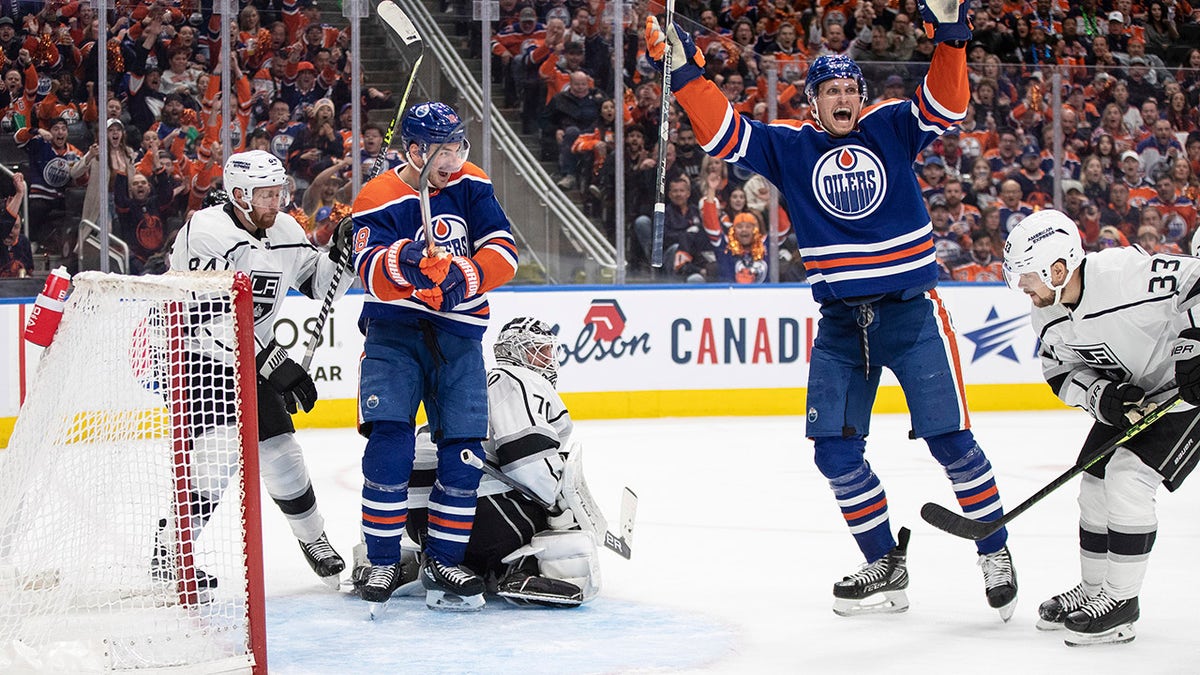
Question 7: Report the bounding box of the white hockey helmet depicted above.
[494,317,559,386]
[1003,209,1084,304]
[223,150,289,215]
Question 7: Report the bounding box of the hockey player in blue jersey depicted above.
[349,101,519,615]
[646,1,1018,619]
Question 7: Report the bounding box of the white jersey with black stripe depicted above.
[169,204,350,352]
[1033,246,1200,411]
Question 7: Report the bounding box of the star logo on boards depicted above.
[961,307,1029,363]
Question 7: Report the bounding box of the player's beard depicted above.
[250,207,278,230]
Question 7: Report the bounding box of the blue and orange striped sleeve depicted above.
[351,172,416,303]
[914,43,969,131]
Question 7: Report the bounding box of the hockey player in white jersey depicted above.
[168,150,355,587]
[350,317,603,608]
[1005,209,1200,646]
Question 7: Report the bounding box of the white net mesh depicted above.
[0,271,259,673]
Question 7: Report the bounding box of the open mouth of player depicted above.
[833,108,853,123]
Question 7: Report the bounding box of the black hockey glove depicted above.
[328,216,354,266]
[1173,328,1200,405]
[257,341,318,414]
[1088,380,1146,428]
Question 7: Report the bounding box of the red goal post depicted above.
[0,271,266,673]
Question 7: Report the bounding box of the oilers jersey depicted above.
[676,45,971,301]
[1034,246,1200,411]
[350,162,519,339]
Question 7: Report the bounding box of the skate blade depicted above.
[318,574,342,591]
[368,599,390,620]
[1035,618,1065,631]
[995,597,1017,623]
[833,590,909,617]
[1064,623,1136,646]
[425,589,485,612]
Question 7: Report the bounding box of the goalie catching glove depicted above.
[257,341,318,414]
[1086,380,1145,429]
[643,17,707,93]
[917,0,972,44]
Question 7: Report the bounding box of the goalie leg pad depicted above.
[502,529,601,602]
[553,440,609,535]
[497,571,583,607]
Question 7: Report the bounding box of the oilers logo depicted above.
[421,213,471,256]
[811,146,886,220]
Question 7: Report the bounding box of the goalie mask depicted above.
[494,317,559,386]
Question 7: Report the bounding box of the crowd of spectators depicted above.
[497,0,1200,282]
[1,0,1198,284]
[0,0,396,278]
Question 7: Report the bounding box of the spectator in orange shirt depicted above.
[950,230,1004,282]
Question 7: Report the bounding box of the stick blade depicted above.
[602,488,637,559]
[377,0,422,48]
[919,502,996,541]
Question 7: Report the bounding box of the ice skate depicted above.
[150,524,216,603]
[832,527,910,616]
[421,556,485,612]
[1037,583,1093,631]
[1064,590,1139,646]
[299,531,345,589]
[978,545,1017,622]
[361,562,410,619]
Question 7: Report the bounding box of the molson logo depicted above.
[558,299,651,365]
[811,145,886,219]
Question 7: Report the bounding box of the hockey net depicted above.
[0,271,266,673]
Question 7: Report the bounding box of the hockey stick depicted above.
[460,450,637,558]
[415,120,467,257]
[921,395,1183,541]
[649,0,677,269]
[300,0,423,371]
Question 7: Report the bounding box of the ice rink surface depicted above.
[264,411,1200,674]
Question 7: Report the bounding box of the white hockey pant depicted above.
[1078,447,1161,601]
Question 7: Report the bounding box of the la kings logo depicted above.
[1072,343,1129,381]
[251,272,282,322]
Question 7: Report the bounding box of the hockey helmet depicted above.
[1003,209,1084,303]
[400,101,469,169]
[494,317,559,386]
[223,150,289,215]
[804,54,868,105]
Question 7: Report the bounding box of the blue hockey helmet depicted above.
[400,101,469,161]
[804,54,868,104]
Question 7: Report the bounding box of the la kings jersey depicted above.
[169,203,353,352]
[1033,246,1200,411]
[409,364,572,509]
